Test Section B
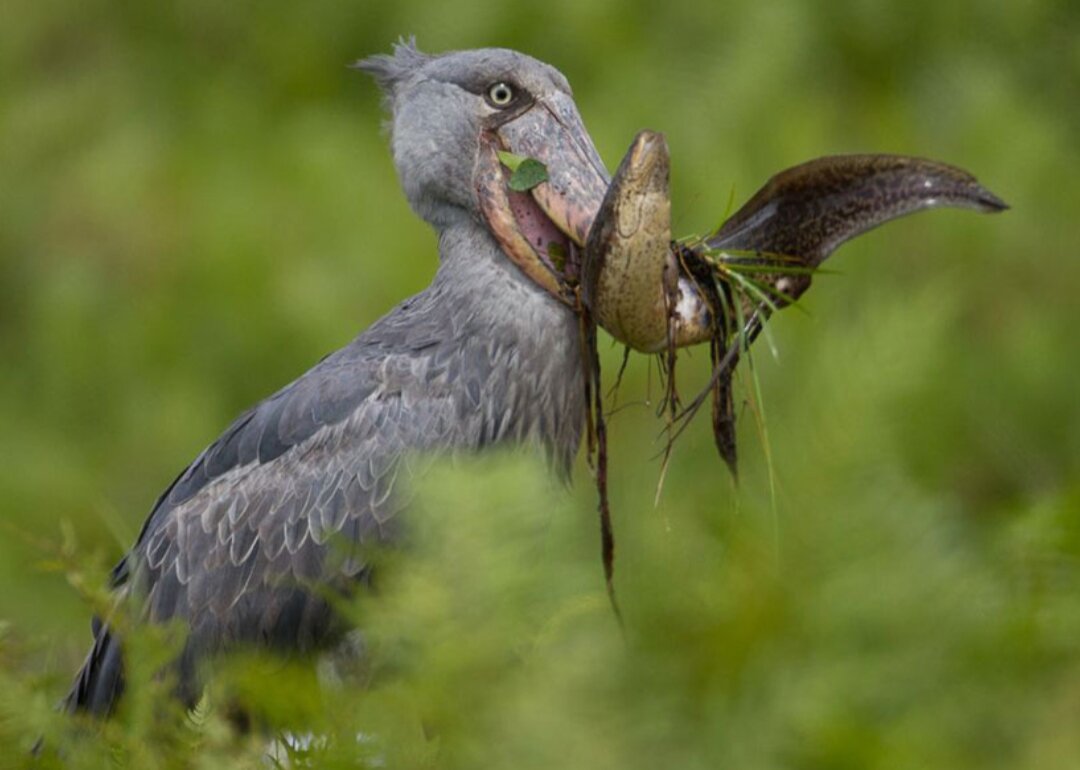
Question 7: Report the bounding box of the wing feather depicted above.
[106,288,582,661]
[123,338,459,654]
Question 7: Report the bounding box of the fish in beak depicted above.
[475,90,1008,356]
[475,91,610,305]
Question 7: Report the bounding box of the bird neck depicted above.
[432,216,570,323]
[428,216,586,472]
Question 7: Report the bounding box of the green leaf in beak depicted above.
[497,151,549,192]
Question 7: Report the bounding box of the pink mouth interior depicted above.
[505,176,578,282]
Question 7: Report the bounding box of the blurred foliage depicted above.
[1,0,1079,767]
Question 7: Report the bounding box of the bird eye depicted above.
[486,82,516,108]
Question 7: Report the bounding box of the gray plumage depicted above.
[64,41,588,715]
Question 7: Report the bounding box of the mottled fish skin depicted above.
[585,151,1007,352]
[705,154,1009,308]
[582,147,1006,481]
[583,130,676,353]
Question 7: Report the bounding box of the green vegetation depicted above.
[496,152,549,192]
[2,0,1078,767]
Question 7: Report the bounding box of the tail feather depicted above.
[62,621,125,716]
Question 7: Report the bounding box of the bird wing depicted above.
[114,300,466,652]
[65,292,530,711]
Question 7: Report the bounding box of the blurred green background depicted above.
[2,0,1079,766]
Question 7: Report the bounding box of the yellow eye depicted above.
[486,82,515,108]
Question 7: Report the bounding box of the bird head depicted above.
[355,40,610,302]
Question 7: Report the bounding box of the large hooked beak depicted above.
[475,91,610,305]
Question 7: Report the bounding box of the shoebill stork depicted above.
[64,42,610,715]
[62,40,1005,717]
